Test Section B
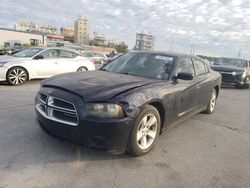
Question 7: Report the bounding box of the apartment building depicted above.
[74,17,90,45]
[134,33,155,51]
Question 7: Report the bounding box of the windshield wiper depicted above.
[118,72,137,76]
[100,67,109,71]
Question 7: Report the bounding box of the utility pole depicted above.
[169,38,174,51]
[238,48,241,58]
[190,46,196,55]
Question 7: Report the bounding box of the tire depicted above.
[127,105,161,156]
[7,67,28,86]
[235,83,250,89]
[77,67,88,72]
[203,88,217,114]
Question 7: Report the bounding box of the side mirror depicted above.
[177,72,194,80]
[33,55,44,60]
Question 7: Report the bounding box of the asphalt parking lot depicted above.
[0,80,249,188]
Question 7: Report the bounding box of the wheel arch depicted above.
[214,85,219,97]
[6,66,30,81]
[147,100,166,135]
[77,66,88,71]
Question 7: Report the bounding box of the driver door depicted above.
[32,49,60,77]
[176,57,200,118]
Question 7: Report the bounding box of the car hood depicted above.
[0,55,31,63]
[42,70,160,102]
[211,65,245,73]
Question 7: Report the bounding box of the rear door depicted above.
[192,58,213,107]
[32,49,60,77]
[58,49,80,73]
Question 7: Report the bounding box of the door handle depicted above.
[196,84,200,89]
[54,62,59,64]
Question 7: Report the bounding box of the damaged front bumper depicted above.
[36,104,134,154]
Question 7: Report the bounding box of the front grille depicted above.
[36,94,78,126]
[221,73,235,82]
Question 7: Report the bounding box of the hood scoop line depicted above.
[110,82,159,99]
[43,84,85,101]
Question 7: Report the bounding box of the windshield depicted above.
[214,58,246,68]
[102,53,175,80]
[13,48,43,58]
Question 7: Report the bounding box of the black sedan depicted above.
[35,52,221,156]
[211,58,250,88]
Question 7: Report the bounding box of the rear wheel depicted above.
[77,67,88,72]
[127,105,160,156]
[7,67,28,86]
[203,88,217,114]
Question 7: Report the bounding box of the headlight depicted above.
[86,103,125,118]
[242,71,247,78]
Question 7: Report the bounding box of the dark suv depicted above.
[211,58,250,88]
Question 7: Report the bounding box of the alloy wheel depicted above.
[8,68,27,85]
[137,114,158,150]
[210,90,217,112]
[77,67,87,72]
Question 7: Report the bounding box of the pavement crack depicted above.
[192,117,250,134]
[35,136,48,188]
[0,103,34,111]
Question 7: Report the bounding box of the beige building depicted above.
[15,20,57,34]
[47,34,64,42]
[0,28,47,48]
[61,27,74,43]
[74,17,90,45]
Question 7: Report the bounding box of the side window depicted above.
[177,58,195,75]
[82,52,92,57]
[193,59,207,75]
[39,49,59,59]
[60,50,78,58]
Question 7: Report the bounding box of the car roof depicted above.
[83,51,105,54]
[30,47,80,54]
[129,51,191,58]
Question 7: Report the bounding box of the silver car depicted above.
[0,47,95,85]
[81,51,108,64]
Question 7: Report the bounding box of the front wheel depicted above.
[77,67,88,72]
[235,82,250,89]
[127,105,160,156]
[203,88,217,114]
[7,67,28,86]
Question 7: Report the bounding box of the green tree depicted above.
[115,42,128,53]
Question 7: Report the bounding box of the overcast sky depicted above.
[1,0,250,58]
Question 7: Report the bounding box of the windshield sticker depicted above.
[155,56,173,61]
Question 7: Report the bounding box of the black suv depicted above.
[211,58,250,88]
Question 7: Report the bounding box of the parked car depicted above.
[107,53,124,62]
[0,49,8,56]
[81,51,108,64]
[0,47,23,56]
[35,52,221,156]
[6,47,23,56]
[0,47,95,85]
[211,57,250,88]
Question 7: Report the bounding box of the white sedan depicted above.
[0,47,95,85]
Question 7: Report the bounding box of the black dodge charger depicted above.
[211,58,250,88]
[35,52,221,156]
